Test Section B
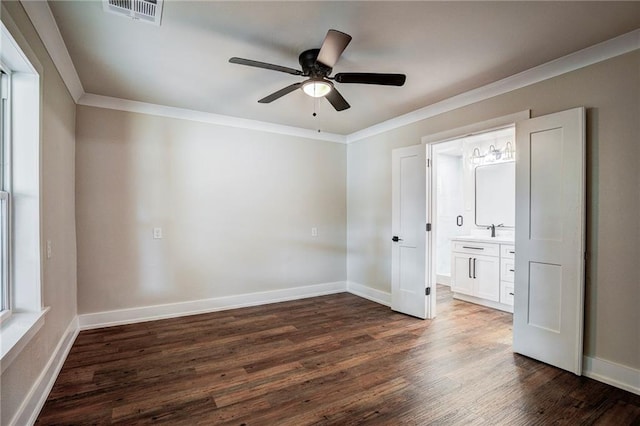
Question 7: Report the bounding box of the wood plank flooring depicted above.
[37,285,640,425]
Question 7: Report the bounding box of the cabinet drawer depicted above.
[501,244,515,259]
[452,241,499,257]
[501,283,514,306]
[501,258,515,283]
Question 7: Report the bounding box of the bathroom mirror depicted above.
[475,161,515,227]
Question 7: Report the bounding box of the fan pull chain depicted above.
[313,97,321,133]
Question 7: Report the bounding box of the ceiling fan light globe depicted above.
[302,80,332,98]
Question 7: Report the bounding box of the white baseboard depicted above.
[10,316,79,426]
[346,281,391,307]
[583,356,640,396]
[78,281,347,330]
[453,292,513,314]
[436,274,451,286]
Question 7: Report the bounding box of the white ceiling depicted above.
[47,1,640,135]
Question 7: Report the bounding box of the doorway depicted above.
[392,108,586,375]
[430,127,516,315]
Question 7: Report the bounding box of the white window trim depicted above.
[0,14,47,371]
[0,67,12,325]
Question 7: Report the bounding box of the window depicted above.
[1,20,46,370]
[0,69,9,323]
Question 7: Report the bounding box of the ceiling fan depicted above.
[229,29,406,111]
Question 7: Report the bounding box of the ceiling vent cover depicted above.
[103,0,163,26]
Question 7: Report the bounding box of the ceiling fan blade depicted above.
[325,87,350,111]
[334,73,406,86]
[258,82,303,103]
[316,29,352,69]
[229,57,302,76]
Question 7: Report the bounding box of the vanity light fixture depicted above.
[470,141,515,166]
[470,147,483,165]
[503,141,515,160]
[487,144,502,162]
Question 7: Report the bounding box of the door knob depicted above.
[392,236,403,242]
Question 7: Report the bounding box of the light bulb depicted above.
[302,79,332,98]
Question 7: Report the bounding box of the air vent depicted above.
[103,0,163,26]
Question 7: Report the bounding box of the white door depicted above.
[391,144,429,319]
[513,107,586,375]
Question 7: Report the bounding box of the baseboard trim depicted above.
[346,281,391,307]
[78,282,347,330]
[583,356,640,396]
[436,274,451,286]
[453,292,513,314]
[10,316,79,426]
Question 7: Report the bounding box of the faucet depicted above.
[487,223,504,238]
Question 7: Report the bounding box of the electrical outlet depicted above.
[153,227,163,239]
[311,227,318,237]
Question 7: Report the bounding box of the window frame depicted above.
[0,67,11,324]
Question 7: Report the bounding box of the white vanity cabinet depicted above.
[450,237,514,312]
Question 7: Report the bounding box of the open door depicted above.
[513,107,585,374]
[391,144,430,319]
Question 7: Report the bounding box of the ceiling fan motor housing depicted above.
[299,49,332,77]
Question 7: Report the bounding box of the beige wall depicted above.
[75,106,347,313]
[1,2,77,424]
[347,51,640,370]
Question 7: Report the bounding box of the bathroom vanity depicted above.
[450,236,514,313]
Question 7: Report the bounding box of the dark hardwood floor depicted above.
[37,285,640,425]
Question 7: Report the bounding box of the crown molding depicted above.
[346,28,640,143]
[20,0,83,102]
[21,0,639,144]
[78,94,346,143]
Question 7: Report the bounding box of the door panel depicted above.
[513,107,585,375]
[391,144,428,319]
[528,262,563,333]
[530,128,564,241]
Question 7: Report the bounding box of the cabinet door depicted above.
[451,253,474,296]
[473,255,500,302]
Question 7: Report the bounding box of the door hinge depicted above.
[427,158,431,167]
[426,223,432,232]
[425,287,431,296]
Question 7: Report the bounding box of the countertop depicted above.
[451,235,515,244]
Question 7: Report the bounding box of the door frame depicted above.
[420,110,531,318]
